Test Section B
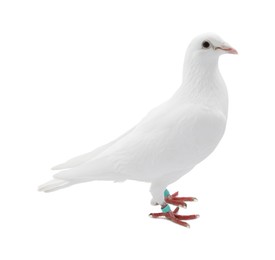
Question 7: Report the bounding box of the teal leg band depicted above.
[164,189,170,198]
[161,204,171,213]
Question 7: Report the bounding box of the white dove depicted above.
[39,33,237,227]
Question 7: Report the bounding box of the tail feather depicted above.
[38,179,71,193]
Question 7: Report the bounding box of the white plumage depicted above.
[39,33,236,214]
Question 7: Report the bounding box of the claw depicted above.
[173,196,198,202]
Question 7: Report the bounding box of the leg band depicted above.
[161,204,171,213]
[164,189,170,198]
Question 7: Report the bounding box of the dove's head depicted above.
[185,33,237,66]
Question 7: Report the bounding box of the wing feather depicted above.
[53,103,226,183]
[52,126,135,170]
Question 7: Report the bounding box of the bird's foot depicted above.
[164,190,197,208]
[149,205,199,228]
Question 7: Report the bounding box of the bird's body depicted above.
[39,33,237,227]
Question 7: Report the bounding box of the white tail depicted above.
[38,179,71,192]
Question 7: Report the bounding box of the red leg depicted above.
[149,207,180,218]
[175,214,200,221]
[150,206,199,228]
[165,190,197,207]
[166,211,190,228]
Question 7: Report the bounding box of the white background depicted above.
[0,0,274,259]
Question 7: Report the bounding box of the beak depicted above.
[215,44,238,54]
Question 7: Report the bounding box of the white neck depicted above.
[172,55,228,118]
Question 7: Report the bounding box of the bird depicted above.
[39,33,237,227]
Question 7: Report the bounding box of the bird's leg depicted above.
[149,189,199,227]
[149,204,199,228]
[164,189,197,208]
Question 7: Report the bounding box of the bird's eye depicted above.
[202,41,210,49]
